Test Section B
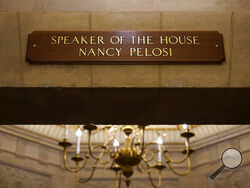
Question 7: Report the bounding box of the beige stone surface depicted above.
[0,132,17,153]
[230,11,250,86]
[92,12,161,31]
[1,0,250,11]
[216,137,240,158]
[25,142,39,159]
[160,0,250,11]
[0,12,22,86]
[191,146,219,166]
[19,12,92,87]
[240,133,250,152]
[83,0,161,12]
[33,0,84,11]
[160,11,232,87]
[0,163,50,188]
[92,65,160,87]
[92,12,160,87]
[48,148,61,166]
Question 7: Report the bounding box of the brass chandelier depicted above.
[58,124,195,188]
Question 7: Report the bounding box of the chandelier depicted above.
[58,124,195,188]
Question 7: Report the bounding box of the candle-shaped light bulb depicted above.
[157,137,163,162]
[64,125,69,139]
[157,137,163,145]
[183,124,188,131]
[109,126,115,133]
[75,128,82,154]
[113,139,119,152]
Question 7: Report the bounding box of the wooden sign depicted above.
[27,31,225,64]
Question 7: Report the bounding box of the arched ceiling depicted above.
[10,124,245,145]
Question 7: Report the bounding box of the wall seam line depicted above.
[89,12,94,87]
[17,11,24,86]
[159,12,163,87]
[227,11,234,87]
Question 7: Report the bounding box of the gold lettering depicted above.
[90,36,96,44]
[98,36,104,44]
[162,48,168,56]
[178,36,186,44]
[136,48,143,56]
[169,36,178,44]
[97,48,105,56]
[137,36,146,44]
[57,36,64,44]
[64,36,70,44]
[160,36,168,44]
[120,36,125,44]
[87,48,96,56]
[51,36,57,44]
[116,48,122,56]
[145,48,152,56]
[170,48,172,56]
[130,48,136,56]
[110,36,120,44]
[71,36,80,44]
[186,36,193,44]
[130,36,136,44]
[193,36,200,44]
[106,48,115,56]
[79,48,86,56]
[80,36,88,44]
[147,36,153,44]
[152,48,162,56]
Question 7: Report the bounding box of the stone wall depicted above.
[0,163,50,188]
[0,0,250,12]
[0,126,250,188]
[0,10,250,87]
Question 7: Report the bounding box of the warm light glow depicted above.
[59,125,195,187]
[182,124,188,130]
[157,136,163,145]
[109,126,115,133]
[113,139,120,147]
[76,128,82,137]
[65,125,69,139]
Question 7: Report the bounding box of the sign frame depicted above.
[27,31,225,65]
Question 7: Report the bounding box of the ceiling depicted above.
[7,124,248,145]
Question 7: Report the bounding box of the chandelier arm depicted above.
[139,126,146,157]
[137,164,145,173]
[146,168,162,188]
[88,130,114,161]
[87,131,107,160]
[142,148,156,163]
[163,139,190,164]
[115,171,122,188]
[75,160,98,183]
[63,148,89,173]
[90,144,110,162]
[98,148,113,165]
[166,156,191,176]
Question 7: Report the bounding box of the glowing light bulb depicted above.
[182,124,188,130]
[64,125,69,139]
[157,137,163,162]
[76,128,82,137]
[76,128,82,154]
[109,126,115,133]
[113,139,119,147]
[157,137,163,145]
